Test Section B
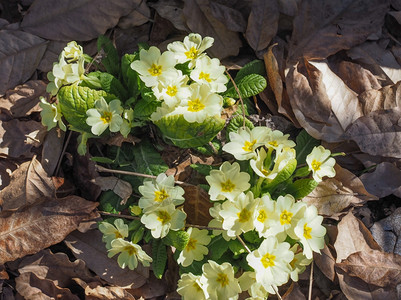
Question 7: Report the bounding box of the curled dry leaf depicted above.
[334,213,382,263]
[0,156,55,211]
[37,41,69,73]
[314,244,336,281]
[282,282,306,300]
[92,176,133,205]
[344,108,401,158]
[0,80,47,119]
[302,164,377,219]
[287,0,389,63]
[0,196,98,264]
[41,128,65,176]
[149,0,188,32]
[21,0,139,41]
[0,30,47,95]
[182,185,213,226]
[64,229,148,289]
[183,0,242,59]
[209,2,247,33]
[74,278,135,300]
[117,0,150,29]
[360,162,401,198]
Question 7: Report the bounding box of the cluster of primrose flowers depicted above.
[98,125,337,300]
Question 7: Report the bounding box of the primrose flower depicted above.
[219,192,258,237]
[246,236,294,293]
[177,227,211,267]
[138,173,185,212]
[150,102,177,122]
[174,83,223,123]
[253,195,276,237]
[120,108,134,137]
[249,148,273,179]
[167,33,214,68]
[86,98,123,135]
[108,238,152,270]
[223,126,271,160]
[289,244,312,282]
[140,202,186,238]
[266,146,296,181]
[177,273,208,300]
[208,203,235,241]
[62,41,84,63]
[130,46,177,88]
[265,130,295,150]
[200,260,241,300]
[190,56,228,93]
[152,69,190,107]
[239,271,269,299]
[98,219,129,249]
[292,205,326,259]
[306,146,336,182]
[39,97,66,131]
[206,161,250,201]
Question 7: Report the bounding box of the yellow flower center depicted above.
[100,111,113,124]
[257,209,267,223]
[166,85,178,97]
[148,63,162,76]
[311,159,321,171]
[193,282,203,292]
[303,223,312,239]
[154,189,169,202]
[157,210,171,225]
[242,140,257,152]
[221,179,235,192]
[290,257,297,268]
[199,71,212,82]
[216,273,229,287]
[186,238,197,251]
[268,140,278,147]
[114,230,123,239]
[280,210,293,225]
[261,169,270,176]
[123,245,138,256]
[185,46,198,59]
[237,208,251,223]
[187,98,205,112]
[261,252,276,268]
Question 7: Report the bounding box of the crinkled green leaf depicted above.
[208,235,229,261]
[264,158,297,191]
[133,88,161,120]
[227,60,266,89]
[97,35,120,77]
[99,190,129,213]
[58,85,112,132]
[224,74,267,99]
[152,238,167,279]
[132,139,169,176]
[84,71,127,101]
[226,115,254,141]
[295,129,320,165]
[163,230,189,251]
[286,178,319,199]
[154,114,225,148]
[121,53,141,100]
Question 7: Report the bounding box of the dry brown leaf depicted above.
[74,278,135,300]
[0,119,46,158]
[92,176,132,205]
[21,0,140,41]
[41,128,65,176]
[0,156,55,211]
[0,196,98,264]
[0,80,47,119]
[278,0,300,16]
[344,108,401,158]
[287,0,389,63]
[126,273,167,299]
[314,244,337,281]
[37,41,68,73]
[183,185,213,226]
[73,151,102,201]
[149,0,188,32]
[64,229,148,289]
[282,282,306,300]
[302,164,377,219]
[336,250,401,288]
[0,158,18,190]
[15,272,79,300]
[117,1,150,29]
[360,162,401,198]
[183,0,242,59]
[209,2,247,33]
[334,213,382,263]
[245,0,279,52]
[0,30,47,95]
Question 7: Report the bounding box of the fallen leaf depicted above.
[114,24,151,56]
[302,164,377,219]
[73,150,102,201]
[0,196,98,264]
[117,0,150,29]
[183,0,242,59]
[21,0,140,41]
[182,185,213,226]
[0,30,47,95]
[343,108,401,158]
[360,162,401,198]
[209,2,247,33]
[245,0,279,52]
[278,0,300,16]
[0,158,18,190]
[0,119,46,158]
[358,81,401,115]
[0,156,55,211]
[126,274,167,299]
[64,229,148,289]
[74,278,135,300]
[0,80,47,119]
[37,41,68,73]
[334,212,381,263]
[92,176,132,205]
[314,244,337,281]
[41,128,65,176]
[287,0,389,63]
[149,0,188,32]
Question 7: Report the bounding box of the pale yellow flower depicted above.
[39,97,66,131]
[98,219,129,249]
[86,98,123,135]
[108,238,152,270]
[306,146,336,182]
[177,273,208,300]
[190,56,228,93]
[177,227,211,267]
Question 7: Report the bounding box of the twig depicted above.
[100,211,139,220]
[185,224,224,231]
[272,285,283,300]
[54,130,72,176]
[236,235,251,254]
[225,70,246,128]
[308,262,314,300]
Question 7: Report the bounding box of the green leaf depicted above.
[152,239,167,279]
[226,115,254,141]
[175,61,191,76]
[121,53,141,100]
[84,71,128,101]
[90,156,115,164]
[133,88,161,120]
[294,166,311,178]
[154,114,225,148]
[208,235,229,261]
[178,258,205,276]
[132,139,169,176]
[163,230,189,251]
[99,190,129,213]
[243,230,263,245]
[224,74,267,99]
[58,85,112,132]
[285,178,319,199]
[97,35,120,77]
[295,130,320,165]
[264,158,297,191]
[131,227,145,244]
[193,139,221,156]
[190,163,215,176]
[228,239,246,258]
[228,60,266,89]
